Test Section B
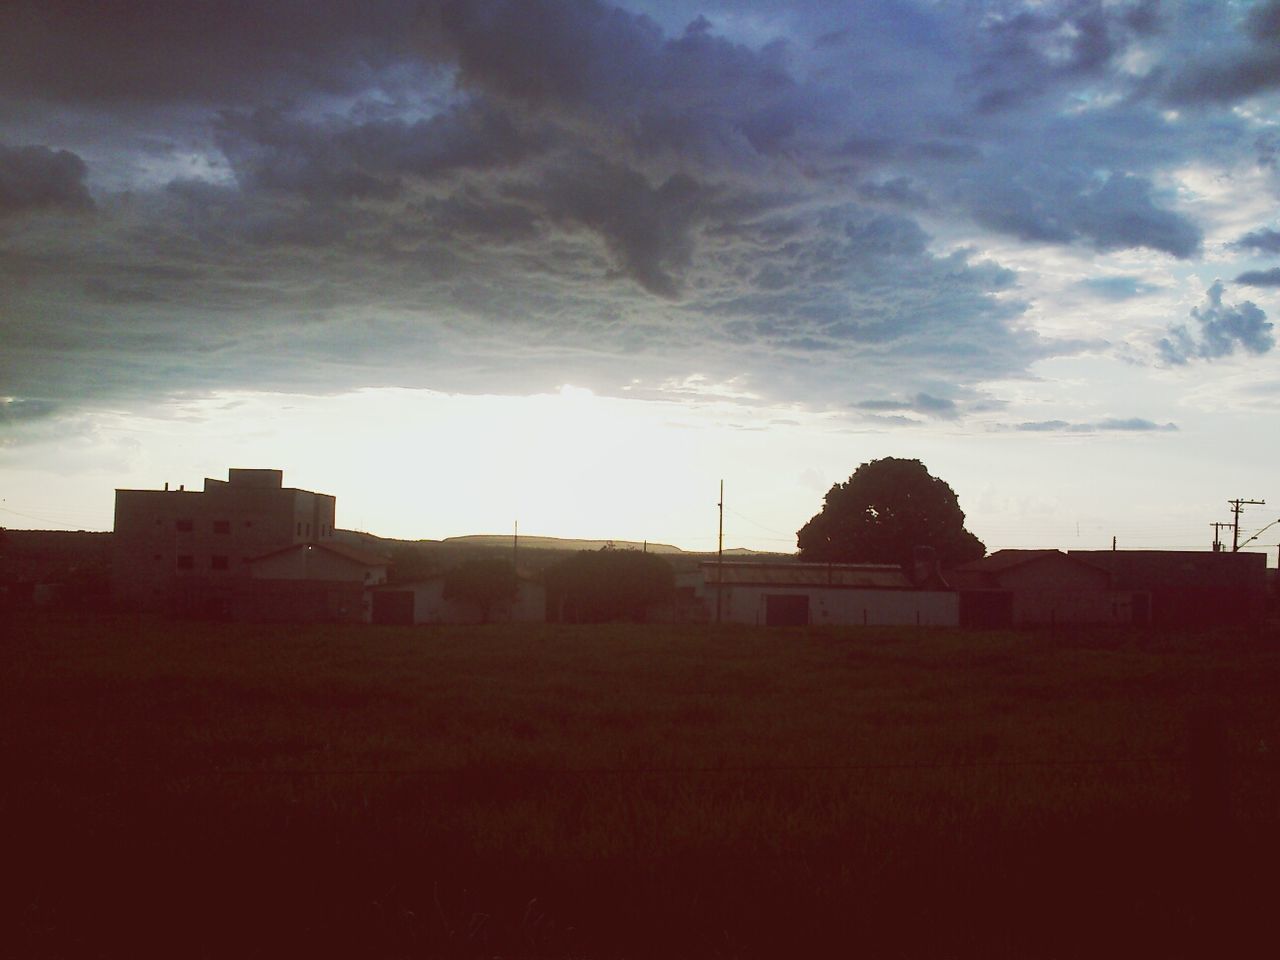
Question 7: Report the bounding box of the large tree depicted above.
[443,557,518,623]
[797,458,985,568]
[545,548,674,623]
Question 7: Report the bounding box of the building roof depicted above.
[700,561,913,590]
[248,541,389,567]
[949,549,1113,588]
[955,549,1065,573]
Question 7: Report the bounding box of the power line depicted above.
[0,504,105,528]
[1228,497,1265,552]
[725,506,794,538]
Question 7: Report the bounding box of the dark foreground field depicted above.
[4,612,1279,959]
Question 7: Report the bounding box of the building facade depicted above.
[1069,549,1268,627]
[233,541,388,624]
[697,561,959,627]
[113,468,338,614]
[949,549,1137,628]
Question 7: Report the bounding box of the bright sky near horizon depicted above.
[3,1,1280,562]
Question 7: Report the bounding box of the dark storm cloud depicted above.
[430,0,794,130]
[0,0,1273,427]
[963,0,1159,112]
[530,155,712,297]
[1163,0,1280,104]
[1235,267,1280,287]
[961,168,1201,258]
[0,1,423,104]
[0,144,93,215]
[417,0,817,176]
[214,100,546,200]
[1159,281,1275,365]
[1236,227,1280,253]
[856,177,931,210]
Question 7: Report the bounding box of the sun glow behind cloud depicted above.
[1,387,807,549]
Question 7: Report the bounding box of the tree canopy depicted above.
[442,557,518,623]
[796,458,985,569]
[545,548,674,623]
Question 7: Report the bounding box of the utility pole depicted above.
[1228,498,1265,552]
[1211,522,1232,553]
[716,479,724,625]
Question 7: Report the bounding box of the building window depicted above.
[296,522,302,536]
[211,555,229,571]
[213,520,231,535]
[306,522,311,537]
[176,555,194,570]
[176,519,194,533]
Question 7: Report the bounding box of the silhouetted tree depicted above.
[443,557,518,623]
[545,548,674,623]
[797,458,985,568]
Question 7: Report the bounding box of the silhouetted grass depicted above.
[3,611,1278,958]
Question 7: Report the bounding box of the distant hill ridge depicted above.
[445,534,685,553]
[0,530,778,585]
[332,529,773,556]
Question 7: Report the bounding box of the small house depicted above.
[236,541,390,623]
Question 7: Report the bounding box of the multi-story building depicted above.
[113,468,338,613]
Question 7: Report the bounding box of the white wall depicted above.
[715,585,958,627]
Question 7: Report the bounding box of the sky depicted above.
[3,0,1280,560]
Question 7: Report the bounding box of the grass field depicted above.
[4,611,1279,958]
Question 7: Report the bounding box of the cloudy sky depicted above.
[3,0,1280,558]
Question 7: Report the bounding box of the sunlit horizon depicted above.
[4,383,1278,565]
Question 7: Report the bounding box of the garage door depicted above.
[765,594,809,627]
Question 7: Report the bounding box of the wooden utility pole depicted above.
[1211,522,1232,552]
[1228,498,1265,552]
[716,479,724,625]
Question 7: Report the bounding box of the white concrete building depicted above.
[112,467,338,613]
[697,561,959,627]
